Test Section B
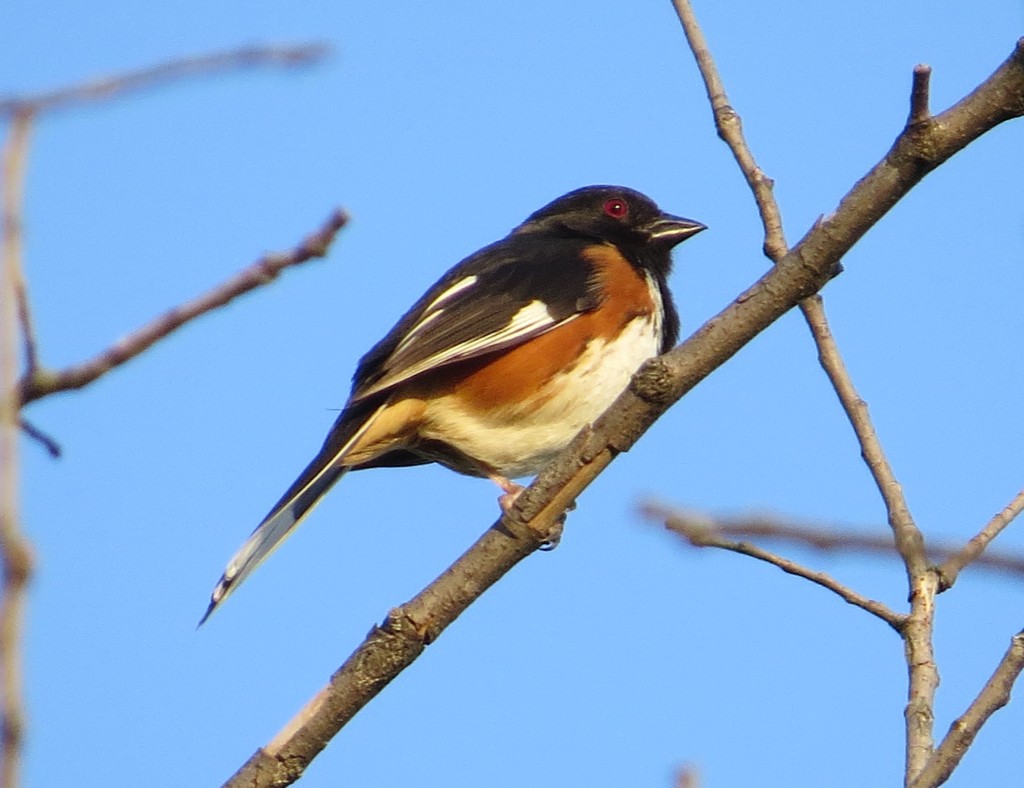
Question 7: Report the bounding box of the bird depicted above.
[200,185,705,624]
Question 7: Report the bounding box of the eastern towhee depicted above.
[201,185,705,623]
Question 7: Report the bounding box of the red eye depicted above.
[603,198,629,219]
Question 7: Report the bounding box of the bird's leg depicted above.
[487,473,525,513]
[486,472,566,549]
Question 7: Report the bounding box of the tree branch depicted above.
[909,65,933,126]
[642,503,906,630]
[17,418,61,459]
[801,292,938,786]
[224,37,1024,788]
[640,505,1024,581]
[0,43,328,118]
[3,42,330,394]
[801,296,930,573]
[669,0,788,262]
[0,109,33,788]
[938,489,1024,590]
[0,111,39,377]
[1,42,334,787]
[665,12,1024,787]
[672,0,929,575]
[17,209,348,406]
[910,631,1024,788]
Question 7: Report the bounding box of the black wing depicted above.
[350,234,603,402]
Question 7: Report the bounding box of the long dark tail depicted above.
[199,403,385,625]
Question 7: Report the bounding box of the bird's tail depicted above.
[198,460,347,626]
[199,403,386,625]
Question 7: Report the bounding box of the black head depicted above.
[515,185,706,266]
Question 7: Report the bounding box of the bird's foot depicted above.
[490,475,525,513]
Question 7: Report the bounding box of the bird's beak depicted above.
[645,214,707,248]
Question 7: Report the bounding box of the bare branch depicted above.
[225,507,563,786]
[802,233,934,788]
[0,111,39,376]
[224,38,1024,786]
[675,763,702,788]
[672,0,930,575]
[795,104,939,783]
[671,6,942,769]
[642,504,906,630]
[669,9,956,774]
[938,489,1024,590]
[18,419,61,459]
[0,109,34,788]
[801,298,927,573]
[910,631,1024,788]
[669,0,788,261]
[641,505,1024,580]
[672,0,928,570]
[18,209,348,406]
[910,65,934,126]
[0,43,329,118]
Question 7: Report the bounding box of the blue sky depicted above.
[4,2,1024,786]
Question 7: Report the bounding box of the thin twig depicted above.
[1,109,35,788]
[1,113,39,375]
[910,631,1024,788]
[801,299,928,573]
[675,0,927,576]
[938,490,1024,590]
[801,290,935,785]
[668,5,1000,784]
[795,73,945,785]
[18,419,61,459]
[643,504,906,631]
[0,43,328,118]
[669,0,788,261]
[18,210,348,406]
[801,267,937,788]
[909,66,934,126]
[640,505,1024,580]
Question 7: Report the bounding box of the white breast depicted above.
[420,273,665,479]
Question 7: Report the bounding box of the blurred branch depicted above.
[3,41,327,392]
[18,209,348,406]
[1,41,335,787]
[0,114,39,377]
[938,489,1024,590]
[675,763,701,788]
[910,631,1024,788]
[641,504,1024,580]
[225,34,1024,788]
[0,43,329,118]
[642,503,906,630]
[1,110,34,788]
[17,418,60,459]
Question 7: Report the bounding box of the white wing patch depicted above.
[454,299,559,356]
[392,306,446,355]
[390,275,479,357]
[424,275,478,312]
[355,299,566,400]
